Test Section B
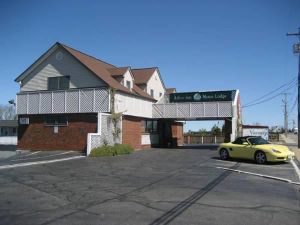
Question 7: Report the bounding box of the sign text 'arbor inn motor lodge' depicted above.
[169,91,234,103]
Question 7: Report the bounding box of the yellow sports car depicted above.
[218,136,295,164]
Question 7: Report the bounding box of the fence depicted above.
[16,87,109,115]
[153,101,232,119]
[86,113,121,155]
[268,132,280,142]
[184,134,224,144]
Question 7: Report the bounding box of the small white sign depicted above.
[19,117,29,124]
[54,126,58,133]
[243,128,269,140]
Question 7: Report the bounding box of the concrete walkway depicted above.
[0,145,17,159]
[280,134,300,162]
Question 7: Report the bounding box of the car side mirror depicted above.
[242,142,249,145]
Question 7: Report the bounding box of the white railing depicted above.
[16,87,110,115]
[153,101,232,119]
[86,113,121,156]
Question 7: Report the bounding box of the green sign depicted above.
[169,90,234,103]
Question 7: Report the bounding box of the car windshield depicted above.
[247,137,269,145]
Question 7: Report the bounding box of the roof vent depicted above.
[56,51,64,61]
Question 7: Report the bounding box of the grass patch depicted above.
[90,144,133,157]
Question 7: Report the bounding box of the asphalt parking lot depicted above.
[0,150,84,167]
[0,147,299,225]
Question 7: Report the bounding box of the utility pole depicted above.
[287,28,300,147]
[283,93,289,137]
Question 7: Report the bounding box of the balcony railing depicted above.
[153,101,232,119]
[16,87,110,115]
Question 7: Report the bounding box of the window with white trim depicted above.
[141,120,158,133]
[126,80,131,89]
[48,76,70,90]
[150,89,154,97]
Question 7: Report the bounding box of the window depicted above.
[126,80,131,89]
[48,76,70,90]
[44,115,68,126]
[142,120,158,133]
[150,89,154,97]
[159,92,162,97]
[233,137,246,145]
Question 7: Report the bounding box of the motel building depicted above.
[15,42,241,155]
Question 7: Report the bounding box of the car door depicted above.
[235,143,254,159]
[230,137,248,159]
[241,144,257,160]
[229,144,244,158]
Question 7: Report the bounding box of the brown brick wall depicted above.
[18,113,97,151]
[122,116,142,150]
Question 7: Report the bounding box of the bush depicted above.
[90,144,133,157]
[89,145,114,157]
[114,144,133,155]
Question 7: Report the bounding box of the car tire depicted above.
[255,151,267,164]
[220,148,229,160]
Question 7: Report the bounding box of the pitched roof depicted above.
[15,42,156,101]
[107,67,129,77]
[131,67,157,85]
[60,44,155,101]
[166,88,176,94]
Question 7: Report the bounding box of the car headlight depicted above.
[272,149,281,153]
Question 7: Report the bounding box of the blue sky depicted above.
[0,0,299,131]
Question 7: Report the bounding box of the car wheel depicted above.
[255,151,267,164]
[220,148,229,160]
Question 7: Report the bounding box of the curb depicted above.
[290,148,300,164]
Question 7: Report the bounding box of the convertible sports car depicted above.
[218,136,295,164]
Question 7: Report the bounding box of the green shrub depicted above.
[114,144,133,155]
[89,145,114,157]
[90,144,133,157]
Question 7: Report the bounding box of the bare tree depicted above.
[211,124,221,136]
[0,104,16,120]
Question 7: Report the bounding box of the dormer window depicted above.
[126,80,131,90]
[150,89,154,97]
[48,76,70,90]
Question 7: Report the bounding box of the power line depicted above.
[288,82,297,103]
[289,96,298,113]
[242,81,297,108]
[242,76,296,107]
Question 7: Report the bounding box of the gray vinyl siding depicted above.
[20,47,106,92]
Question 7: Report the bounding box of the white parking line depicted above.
[215,159,236,164]
[216,166,300,186]
[23,151,41,157]
[11,151,75,162]
[0,156,85,170]
[290,159,300,181]
[215,159,294,170]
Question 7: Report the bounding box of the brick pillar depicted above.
[122,116,142,150]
